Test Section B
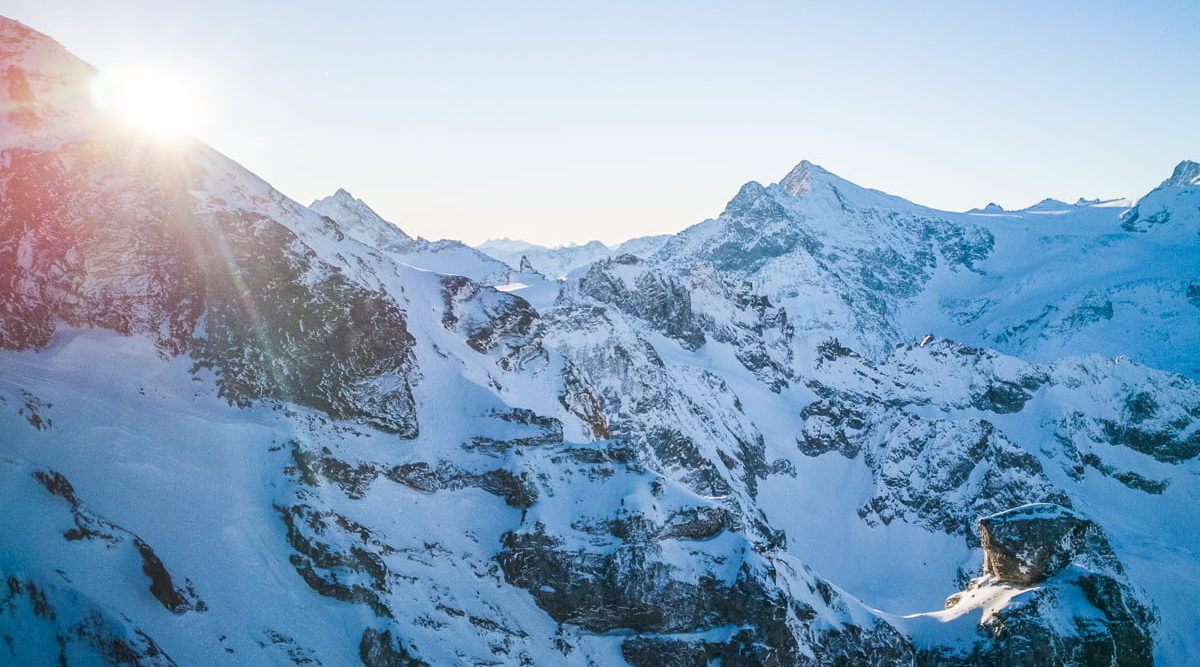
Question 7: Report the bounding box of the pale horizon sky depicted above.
[7,1,1199,246]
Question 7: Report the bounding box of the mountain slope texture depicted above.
[2,16,1198,667]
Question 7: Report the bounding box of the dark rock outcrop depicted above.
[440,275,545,371]
[0,575,179,667]
[979,504,1120,586]
[0,141,419,436]
[922,504,1155,666]
[576,256,707,350]
[31,468,205,614]
[359,628,428,667]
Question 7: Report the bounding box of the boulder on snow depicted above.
[921,504,1155,665]
[979,503,1118,586]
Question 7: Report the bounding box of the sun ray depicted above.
[91,69,198,139]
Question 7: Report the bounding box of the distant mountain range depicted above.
[2,15,1198,667]
[476,235,672,280]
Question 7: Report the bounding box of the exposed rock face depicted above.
[310,188,416,251]
[384,460,539,508]
[654,158,1200,377]
[687,262,795,391]
[979,504,1119,586]
[0,461,201,665]
[28,467,206,615]
[277,502,396,618]
[797,339,1071,539]
[0,575,179,667]
[4,16,1200,667]
[496,522,914,664]
[0,144,206,354]
[310,188,517,286]
[0,18,420,436]
[620,623,915,667]
[651,164,995,353]
[917,504,1155,666]
[0,134,419,438]
[190,210,420,435]
[440,275,545,371]
[359,628,428,667]
[575,255,707,350]
[517,254,539,276]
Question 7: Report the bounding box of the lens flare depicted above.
[92,70,197,139]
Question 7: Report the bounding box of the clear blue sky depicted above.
[8,1,1199,245]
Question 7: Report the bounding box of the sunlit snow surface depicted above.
[2,13,1200,666]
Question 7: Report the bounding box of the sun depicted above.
[117,74,195,138]
[92,70,198,139]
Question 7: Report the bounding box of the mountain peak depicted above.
[0,15,39,41]
[1022,198,1072,212]
[310,189,414,245]
[312,188,374,216]
[1161,160,1200,188]
[968,202,1006,214]
[779,160,824,196]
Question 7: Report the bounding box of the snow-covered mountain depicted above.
[476,235,671,279]
[3,15,1199,667]
[311,189,520,286]
[651,159,1200,378]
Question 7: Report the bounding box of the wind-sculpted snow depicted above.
[3,13,1200,666]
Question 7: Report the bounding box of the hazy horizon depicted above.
[7,1,1199,245]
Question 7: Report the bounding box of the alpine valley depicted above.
[2,16,1199,667]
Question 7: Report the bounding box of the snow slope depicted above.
[311,189,520,285]
[653,159,1200,378]
[2,14,1198,667]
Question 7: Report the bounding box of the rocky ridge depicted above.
[2,15,1199,667]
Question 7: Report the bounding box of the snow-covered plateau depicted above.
[1,15,1198,667]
